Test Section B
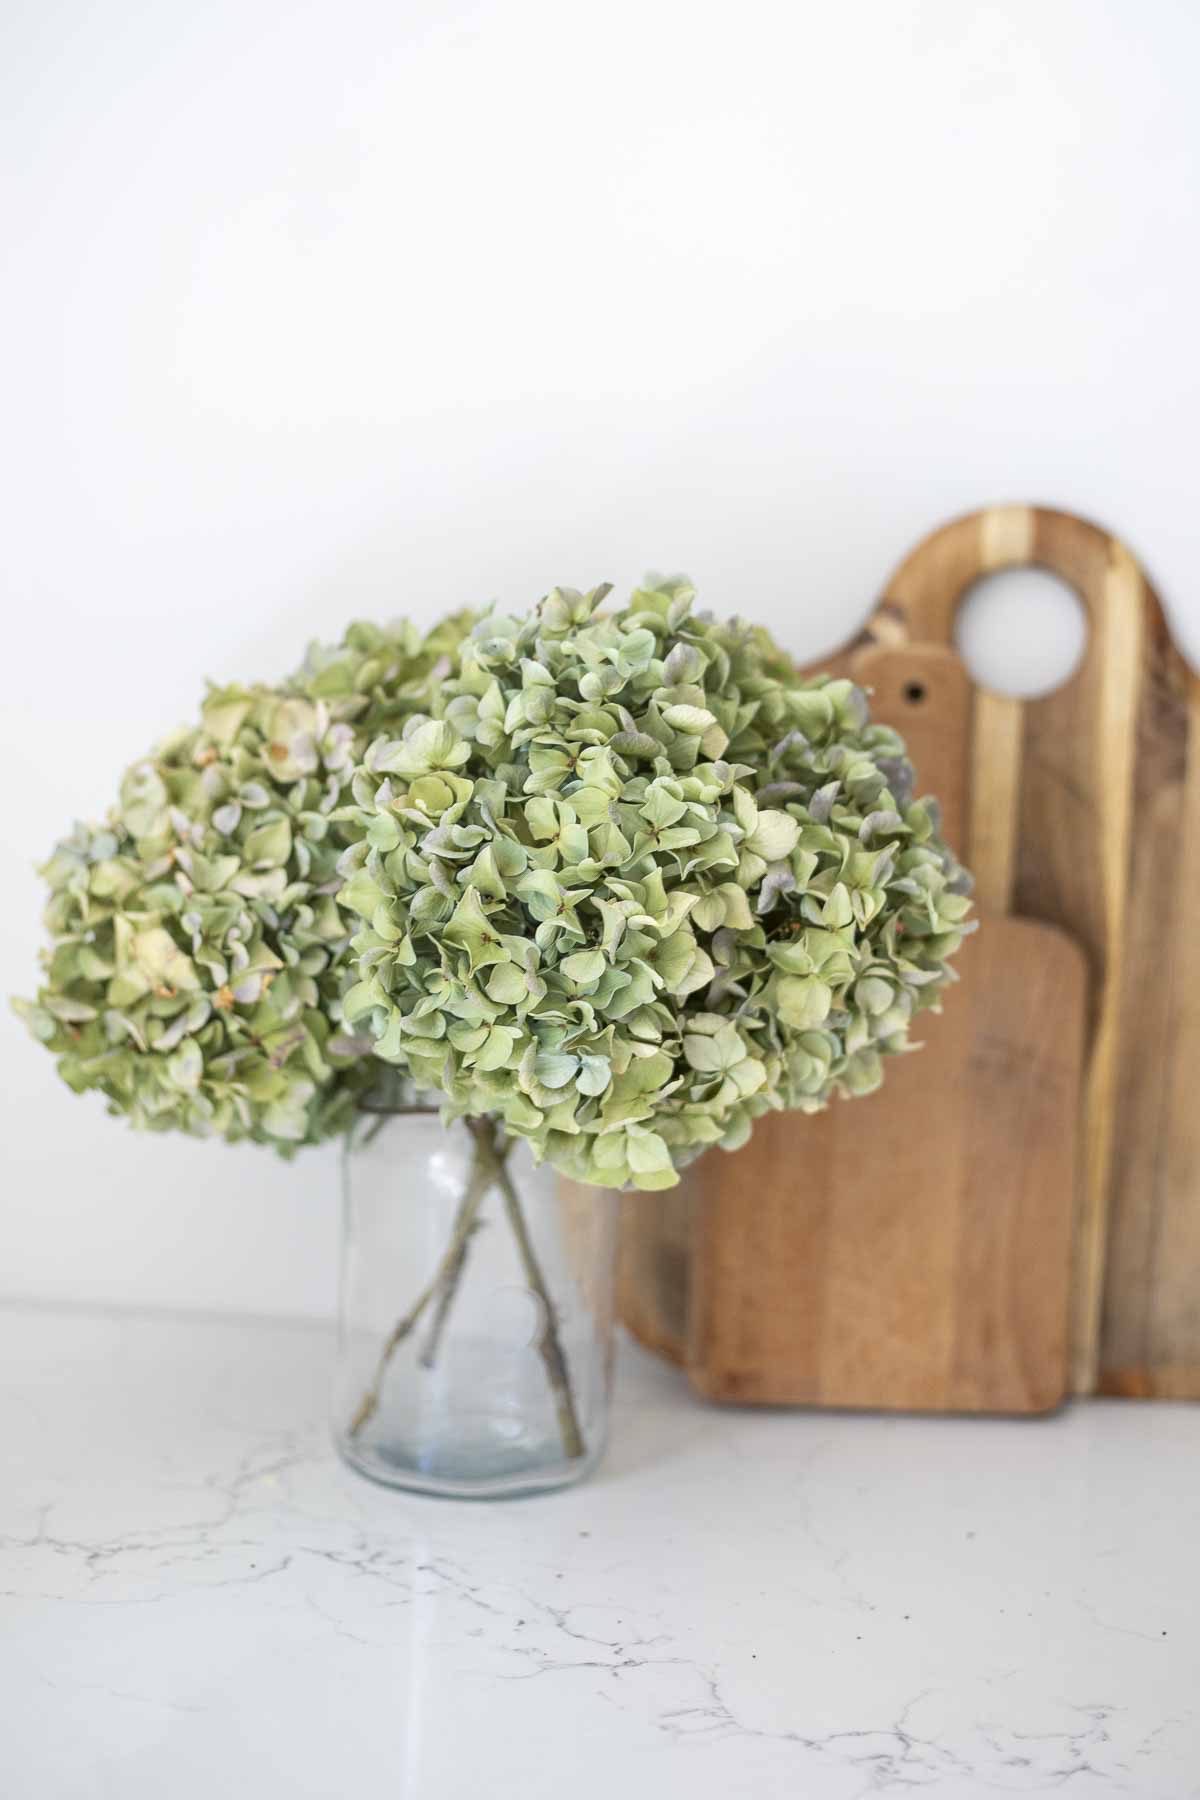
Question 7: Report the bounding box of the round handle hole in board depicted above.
[955,567,1087,699]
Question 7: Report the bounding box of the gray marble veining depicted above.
[2,1303,1197,1797]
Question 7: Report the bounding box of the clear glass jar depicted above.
[334,1101,619,1498]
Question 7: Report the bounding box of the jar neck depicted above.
[354,1067,437,1117]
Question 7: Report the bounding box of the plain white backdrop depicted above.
[2,0,1198,1320]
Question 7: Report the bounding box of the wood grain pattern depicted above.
[616,1188,690,1364]
[686,914,1086,1412]
[876,507,1199,1396]
[1099,638,1200,1396]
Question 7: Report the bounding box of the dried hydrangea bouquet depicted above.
[17,580,972,1497]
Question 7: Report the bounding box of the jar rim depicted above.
[355,1095,440,1117]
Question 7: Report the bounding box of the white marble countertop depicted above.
[3,1302,1198,1798]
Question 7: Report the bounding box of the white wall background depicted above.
[3,0,1198,1321]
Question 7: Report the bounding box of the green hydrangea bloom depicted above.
[335,581,974,1188]
[15,616,471,1147]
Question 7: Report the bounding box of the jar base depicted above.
[334,1423,605,1499]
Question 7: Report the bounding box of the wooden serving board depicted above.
[686,911,1085,1411]
[620,505,1200,1406]
[687,640,1087,1413]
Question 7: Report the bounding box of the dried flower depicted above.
[334,582,974,1188]
[15,617,471,1146]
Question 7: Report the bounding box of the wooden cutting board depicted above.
[688,641,1086,1413]
[879,508,1200,1398]
[620,505,1200,1406]
[686,911,1085,1411]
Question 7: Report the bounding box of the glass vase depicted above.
[334,1101,619,1498]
